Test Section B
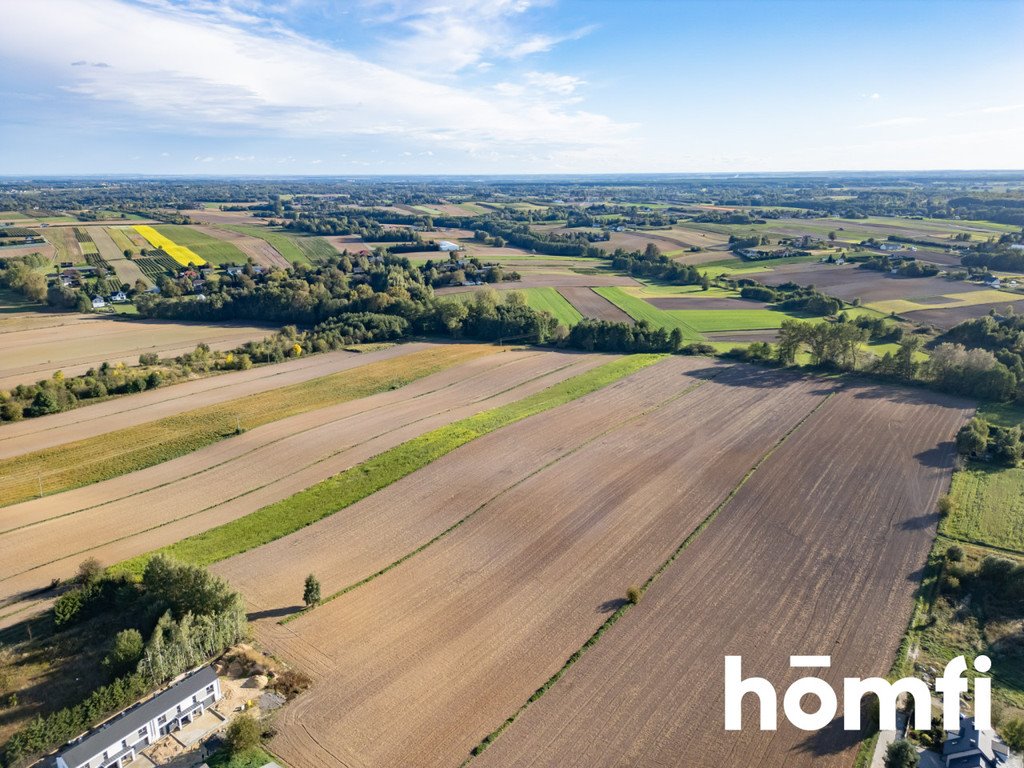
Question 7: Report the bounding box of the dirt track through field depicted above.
[472,384,971,768]
[0,350,608,619]
[259,363,833,768]
[0,317,274,390]
[557,287,634,322]
[0,345,424,460]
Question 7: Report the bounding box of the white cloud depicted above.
[0,0,631,167]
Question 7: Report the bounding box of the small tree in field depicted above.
[626,586,642,605]
[303,574,321,607]
[225,714,261,755]
[884,739,919,768]
[77,557,103,586]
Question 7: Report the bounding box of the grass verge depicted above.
[462,390,834,762]
[111,354,664,577]
[0,345,493,508]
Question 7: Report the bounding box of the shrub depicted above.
[270,669,311,699]
[883,739,919,768]
[946,545,964,562]
[626,586,642,605]
[77,557,104,586]
[225,714,262,755]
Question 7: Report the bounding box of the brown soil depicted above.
[258,363,832,768]
[473,384,971,768]
[557,287,634,322]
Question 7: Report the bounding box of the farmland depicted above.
[0,315,273,391]
[944,464,1024,552]
[149,224,248,265]
[558,286,634,322]
[471,385,970,768]
[216,224,338,264]
[133,225,207,267]
[249,362,837,768]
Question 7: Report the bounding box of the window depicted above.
[157,715,166,725]
[138,727,147,738]
[206,684,215,695]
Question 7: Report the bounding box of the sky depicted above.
[1,0,1023,175]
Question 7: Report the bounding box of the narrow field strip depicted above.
[0,351,569,538]
[281,370,711,623]
[113,355,663,576]
[0,345,493,508]
[463,391,835,762]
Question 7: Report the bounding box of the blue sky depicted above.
[1,0,1022,175]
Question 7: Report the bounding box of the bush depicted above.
[77,557,104,586]
[226,714,262,755]
[270,669,311,699]
[946,545,964,562]
[626,586,642,605]
[884,739,919,768]
[104,629,144,677]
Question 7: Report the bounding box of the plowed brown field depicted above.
[0,350,607,619]
[194,225,290,269]
[257,363,833,768]
[557,287,633,322]
[0,318,274,390]
[0,344,424,460]
[472,385,971,768]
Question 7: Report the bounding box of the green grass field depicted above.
[671,308,796,333]
[593,287,703,339]
[219,224,337,264]
[944,463,1024,553]
[151,224,247,265]
[444,287,584,326]
[0,346,492,509]
[105,227,136,253]
[112,354,663,576]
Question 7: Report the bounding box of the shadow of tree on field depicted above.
[913,442,957,469]
[792,717,865,759]
[685,363,836,396]
[597,597,627,614]
[247,605,303,621]
[900,512,940,532]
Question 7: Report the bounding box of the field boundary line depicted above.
[108,355,667,577]
[0,350,564,538]
[0,356,593,589]
[280,373,720,623]
[0,345,494,508]
[462,385,837,762]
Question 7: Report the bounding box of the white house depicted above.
[109,291,128,303]
[942,715,1013,767]
[91,296,106,309]
[880,243,902,252]
[56,667,221,768]
[438,240,460,252]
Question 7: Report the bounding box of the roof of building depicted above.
[58,667,218,768]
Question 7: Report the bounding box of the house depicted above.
[942,715,1013,767]
[55,667,221,768]
[438,240,460,252]
[984,276,1002,288]
[91,296,106,309]
[109,291,128,303]
[880,243,902,252]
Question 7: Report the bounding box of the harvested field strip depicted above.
[557,287,633,323]
[116,354,661,575]
[445,287,583,326]
[218,224,337,264]
[868,289,1020,315]
[0,345,493,507]
[260,367,830,768]
[467,390,835,762]
[672,308,800,332]
[133,225,207,267]
[105,227,136,253]
[470,386,971,768]
[594,286,703,339]
[0,352,608,610]
[0,347,408,460]
[213,357,709,615]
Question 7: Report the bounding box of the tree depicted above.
[1001,719,1024,752]
[104,629,144,677]
[303,574,321,607]
[225,714,262,755]
[77,557,103,586]
[883,739,919,768]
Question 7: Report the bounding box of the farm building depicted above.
[437,240,460,252]
[55,667,221,768]
[942,715,1013,767]
[984,275,1002,288]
